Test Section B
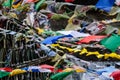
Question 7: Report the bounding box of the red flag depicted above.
[77,35,106,44]
[65,0,74,2]
[110,70,120,80]
[0,67,12,72]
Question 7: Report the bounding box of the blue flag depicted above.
[96,0,115,12]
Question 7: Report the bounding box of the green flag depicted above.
[2,0,13,7]
[35,0,46,11]
[100,34,120,52]
[0,71,10,78]
[50,71,74,80]
[51,14,70,20]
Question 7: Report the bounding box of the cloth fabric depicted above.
[41,35,73,44]
[50,71,74,80]
[35,0,46,11]
[26,66,41,72]
[57,31,73,35]
[40,44,56,56]
[63,67,85,73]
[77,35,106,44]
[115,0,120,5]
[104,53,120,59]
[40,64,55,72]
[110,70,120,80]
[10,69,26,76]
[96,0,115,12]
[105,25,119,35]
[70,31,90,38]
[63,74,73,80]
[63,68,74,72]
[0,67,12,72]
[28,12,35,26]
[95,66,117,75]
[72,65,86,73]
[12,0,22,8]
[81,72,99,80]
[22,66,51,72]
[2,0,13,7]
[85,22,105,35]
[51,54,62,62]
[99,74,112,80]
[116,13,120,20]
[57,31,90,38]
[9,12,18,19]
[100,34,120,52]
[13,0,21,5]
[65,0,74,2]
[86,51,99,56]
[0,71,10,78]
[40,64,54,69]
[85,22,98,34]
[26,0,38,3]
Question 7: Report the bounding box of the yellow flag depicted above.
[86,51,99,56]
[35,27,44,35]
[63,68,73,72]
[80,48,87,55]
[51,44,59,47]
[66,48,74,52]
[73,65,86,73]
[76,68,86,73]
[116,55,120,59]
[12,0,23,8]
[63,68,86,73]
[68,14,77,24]
[10,69,26,76]
[97,54,104,59]
[109,53,118,58]
[52,54,62,62]
[104,53,110,59]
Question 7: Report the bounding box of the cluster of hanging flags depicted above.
[1,0,120,80]
[40,32,120,60]
[2,0,120,12]
[1,63,120,79]
[42,33,120,52]
[2,0,45,11]
[0,64,86,79]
